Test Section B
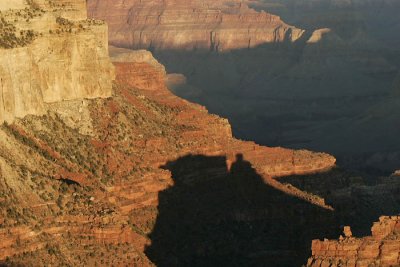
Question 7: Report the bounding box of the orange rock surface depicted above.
[307,216,400,267]
[0,50,336,266]
[87,0,304,52]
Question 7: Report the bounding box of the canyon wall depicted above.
[1,1,398,266]
[307,216,400,266]
[0,0,114,123]
[87,0,305,52]
[87,0,400,173]
[1,35,398,266]
[0,47,339,266]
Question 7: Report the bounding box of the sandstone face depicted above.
[0,0,114,123]
[87,0,305,52]
[307,216,400,267]
[0,0,26,11]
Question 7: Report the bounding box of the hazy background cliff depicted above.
[88,0,400,173]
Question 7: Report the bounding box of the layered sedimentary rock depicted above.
[307,216,400,267]
[88,0,400,173]
[0,0,114,123]
[87,0,305,52]
[109,46,166,75]
[0,48,338,266]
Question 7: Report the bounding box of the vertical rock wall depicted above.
[0,0,114,123]
[87,0,305,52]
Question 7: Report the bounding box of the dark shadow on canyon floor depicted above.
[145,154,340,267]
[145,155,400,266]
[280,168,400,238]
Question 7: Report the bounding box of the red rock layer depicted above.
[0,53,335,266]
[113,61,336,180]
[87,0,305,52]
[110,60,336,212]
[307,216,400,267]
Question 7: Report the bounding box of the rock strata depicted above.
[87,0,305,52]
[0,48,337,266]
[307,216,400,267]
[0,0,114,123]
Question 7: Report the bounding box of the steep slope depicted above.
[87,0,305,52]
[0,0,114,123]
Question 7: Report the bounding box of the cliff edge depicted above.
[0,0,114,123]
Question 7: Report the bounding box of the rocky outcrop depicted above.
[87,0,305,52]
[109,46,166,75]
[307,216,400,267]
[0,0,114,123]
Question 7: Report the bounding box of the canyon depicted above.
[0,25,339,264]
[88,0,400,173]
[0,0,399,266]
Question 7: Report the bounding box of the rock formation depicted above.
[307,216,400,266]
[0,0,114,123]
[109,46,166,75]
[1,1,399,266]
[87,0,305,52]
[87,0,400,174]
[0,40,340,265]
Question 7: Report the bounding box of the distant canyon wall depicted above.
[87,0,305,52]
[0,0,114,123]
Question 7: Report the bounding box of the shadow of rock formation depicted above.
[280,169,400,237]
[153,41,400,173]
[145,154,339,267]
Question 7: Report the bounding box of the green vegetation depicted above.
[0,16,37,48]
[0,6,44,49]
[2,122,53,161]
[26,0,40,10]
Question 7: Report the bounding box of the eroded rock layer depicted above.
[0,48,338,266]
[0,0,114,123]
[307,216,400,267]
[87,0,304,52]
